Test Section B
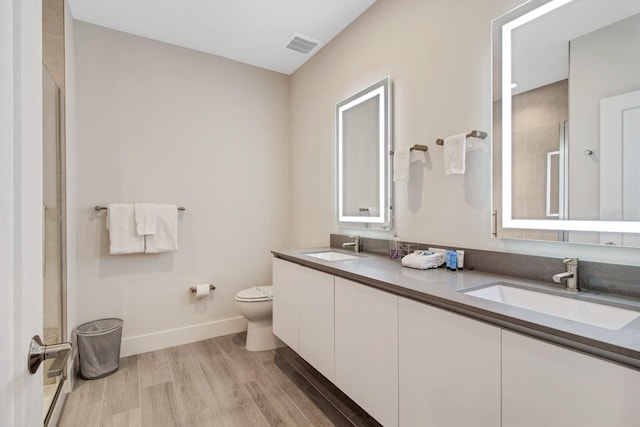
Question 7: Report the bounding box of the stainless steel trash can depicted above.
[76,318,123,379]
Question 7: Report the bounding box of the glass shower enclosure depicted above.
[42,64,67,423]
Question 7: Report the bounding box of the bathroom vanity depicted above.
[271,248,640,427]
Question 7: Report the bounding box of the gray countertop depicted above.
[272,247,640,369]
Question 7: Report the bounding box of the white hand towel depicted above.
[144,204,178,253]
[394,147,425,182]
[393,147,411,182]
[134,203,158,236]
[411,150,426,164]
[401,252,445,270]
[107,203,145,254]
[443,133,468,175]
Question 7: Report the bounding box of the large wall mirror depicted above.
[492,0,640,247]
[336,77,393,230]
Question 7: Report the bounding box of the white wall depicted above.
[290,0,640,265]
[74,22,291,355]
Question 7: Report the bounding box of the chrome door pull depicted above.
[28,335,72,377]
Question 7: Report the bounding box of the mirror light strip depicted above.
[378,89,386,224]
[502,0,574,32]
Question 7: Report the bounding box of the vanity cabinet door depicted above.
[502,330,640,427]
[272,258,299,352]
[335,277,398,427]
[398,297,501,427]
[299,265,334,381]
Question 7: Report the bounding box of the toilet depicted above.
[235,286,283,351]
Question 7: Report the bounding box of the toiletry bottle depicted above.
[456,250,465,271]
[450,250,457,271]
[390,233,399,260]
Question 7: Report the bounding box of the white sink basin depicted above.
[464,283,640,330]
[306,251,359,261]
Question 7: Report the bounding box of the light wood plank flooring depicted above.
[58,333,380,427]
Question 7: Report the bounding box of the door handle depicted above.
[28,335,72,378]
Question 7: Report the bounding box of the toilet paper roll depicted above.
[194,284,210,299]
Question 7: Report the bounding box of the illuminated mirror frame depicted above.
[336,77,392,228]
[498,0,640,233]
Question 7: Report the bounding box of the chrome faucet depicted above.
[552,257,580,291]
[342,235,361,253]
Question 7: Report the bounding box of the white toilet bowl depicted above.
[235,286,283,351]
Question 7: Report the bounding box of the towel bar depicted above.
[390,144,428,155]
[436,130,487,146]
[94,205,186,211]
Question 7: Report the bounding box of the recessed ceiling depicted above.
[67,0,376,75]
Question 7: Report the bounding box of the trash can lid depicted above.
[77,318,123,335]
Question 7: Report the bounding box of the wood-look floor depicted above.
[58,333,380,427]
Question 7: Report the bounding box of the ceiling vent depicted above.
[284,33,320,55]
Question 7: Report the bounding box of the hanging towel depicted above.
[443,133,468,175]
[411,150,426,164]
[144,204,178,253]
[134,203,158,236]
[107,204,145,254]
[394,147,425,182]
[393,147,411,182]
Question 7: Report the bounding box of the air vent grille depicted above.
[285,34,319,54]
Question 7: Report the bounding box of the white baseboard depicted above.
[120,316,248,357]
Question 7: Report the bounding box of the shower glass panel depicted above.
[42,65,66,422]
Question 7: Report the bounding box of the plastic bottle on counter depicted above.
[456,250,465,271]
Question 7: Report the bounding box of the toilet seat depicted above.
[235,286,273,302]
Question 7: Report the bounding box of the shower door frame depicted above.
[42,64,68,426]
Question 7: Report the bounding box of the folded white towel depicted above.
[401,252,445,270]
[393,147,411,182]
[144,204,178,254]
[134,203,158,236]
[443,133,468,175]
[107,204,145,255]
[427,247,447,260]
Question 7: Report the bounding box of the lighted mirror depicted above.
[336,77,392,230]
[492,0,640,246]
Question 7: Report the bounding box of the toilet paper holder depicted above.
[190,284,216,294]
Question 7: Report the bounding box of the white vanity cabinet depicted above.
[334,277,399,427]
[274,255,640,427]
[502,330,640,427]
[272,258,335,380]
[298,263,334,380]
[272,258,300,352]
[398,297,501,427]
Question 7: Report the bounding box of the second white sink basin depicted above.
[464,283,640,330]
[306,251,359,261]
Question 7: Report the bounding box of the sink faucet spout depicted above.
[342,235,361,253]
[553,272,574,282]
[553,257,580,292]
